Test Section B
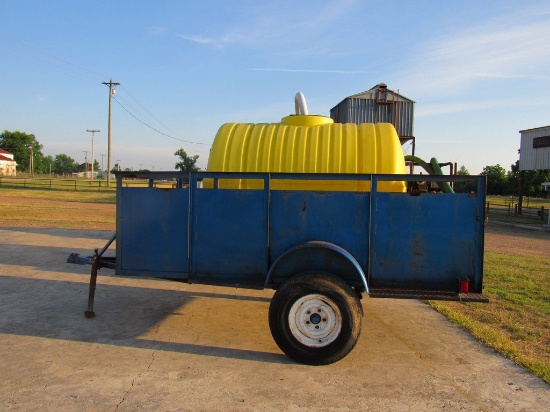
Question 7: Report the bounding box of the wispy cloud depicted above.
[248,68,366,74]
[175,0,359,54]
[398,7,550,97]
[421,139,465,144]
[416,96,550,117]
[147,26,167,36]
[176,34,230,48]
[471,72,550,81]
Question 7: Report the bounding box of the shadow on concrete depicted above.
[0,275,285,364]
[0,227,285,364]
[0,244,115,274]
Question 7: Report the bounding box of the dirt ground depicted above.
[484,222,550,258]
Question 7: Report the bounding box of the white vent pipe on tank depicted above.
[294,92,309,115]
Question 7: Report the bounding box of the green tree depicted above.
[53,154,79,175]
[481,164,508,195]
[508,160,550,197]
[174,148,200,172]
[0,130,45,173]
[454,165,476,193]
[43,155,54,175]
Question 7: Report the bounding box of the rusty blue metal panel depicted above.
[118,187,189,277]
[112,172,485,297]
[370,192,481,291]
[269,191,370,273]
[190,188,268,284]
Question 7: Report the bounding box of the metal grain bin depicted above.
[330,84,415,150]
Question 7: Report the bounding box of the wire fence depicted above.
[0,177,115,191]
[486,201,548,223]
[0,176,173,191]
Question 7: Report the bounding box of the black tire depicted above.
[268,272,363,365]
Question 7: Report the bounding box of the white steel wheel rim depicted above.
[288,294,342,347]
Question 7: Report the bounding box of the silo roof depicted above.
[349,84,415,103]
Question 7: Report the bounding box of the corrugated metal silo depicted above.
[330,83,415,152]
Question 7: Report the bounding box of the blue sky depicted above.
[1,1,549,173]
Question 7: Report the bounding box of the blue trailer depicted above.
[82,171,487,365]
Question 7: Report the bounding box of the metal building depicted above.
[330,83,415,153]
[519,125,550,171]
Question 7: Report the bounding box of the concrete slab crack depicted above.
[114,350,158,411]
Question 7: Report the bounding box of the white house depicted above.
[0,148,17,176]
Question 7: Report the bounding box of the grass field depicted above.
[428,252,550,384]
[0,188,116,203]
[0,188,115,230]
[1,186,549,383]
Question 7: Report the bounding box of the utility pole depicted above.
[102,79,120,187]
[29,146,34,177]
[100,154,106,175]
[86,129,100,182]
[83,150,89,178]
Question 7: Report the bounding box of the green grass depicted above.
[428,252,550,384]
[0,187,116,203]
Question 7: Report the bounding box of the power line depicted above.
[0,43,99,85]
[0,31,106,80]
[118,86,178,135]
[112,95,209,145]
[1,31,212,161]
[115,86,210,148]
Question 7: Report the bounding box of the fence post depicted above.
[75,181,77,191]
[508,204,511,216]
[514,204,518,216]
[541,206,545,221]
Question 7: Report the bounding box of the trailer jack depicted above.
[67,233,116,318]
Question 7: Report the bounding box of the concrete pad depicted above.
[0,227,548,411]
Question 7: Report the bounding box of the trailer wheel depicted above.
[269,272,363,365]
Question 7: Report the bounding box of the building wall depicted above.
[0,160,17,176]
[519,126,550,171]
[0,150,17,176]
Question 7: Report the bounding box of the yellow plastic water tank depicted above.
[206,115,406,192]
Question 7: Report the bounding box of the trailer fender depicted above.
[265,241,368,292]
